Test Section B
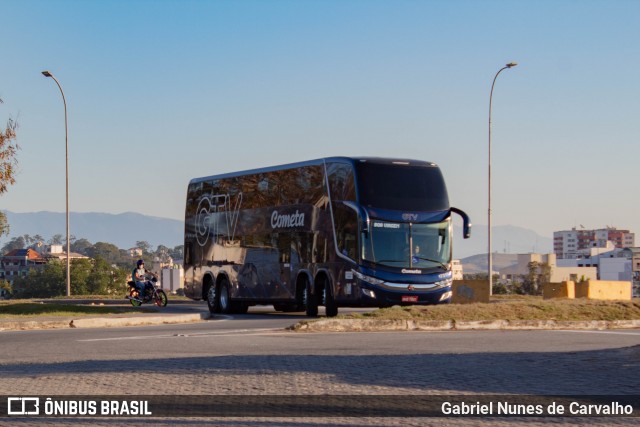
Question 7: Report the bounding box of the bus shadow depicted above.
[2,345,639,395]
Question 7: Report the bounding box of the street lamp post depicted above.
[42,70,71,297]
[488,62,517,295]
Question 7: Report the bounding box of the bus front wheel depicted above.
[324,285,338,318]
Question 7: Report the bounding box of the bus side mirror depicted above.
[450,207,471,239]
[343,201,369,236]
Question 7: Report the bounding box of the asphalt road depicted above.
[1,304,639,426]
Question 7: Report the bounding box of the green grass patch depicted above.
[338,298,640,322]
[0,302,156,317]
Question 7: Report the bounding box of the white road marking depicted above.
[78,328,285,342]
[555,330,640,336]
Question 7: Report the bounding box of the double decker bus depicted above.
[183,157,470,317]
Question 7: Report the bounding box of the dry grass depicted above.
[340,298,640,322]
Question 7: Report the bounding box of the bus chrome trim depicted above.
[380,282,439,290]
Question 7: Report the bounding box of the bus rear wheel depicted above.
[219,278,232,314]
[304,282,318,317]
[206,279,220,314]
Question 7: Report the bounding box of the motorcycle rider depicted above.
[132,259,156,300]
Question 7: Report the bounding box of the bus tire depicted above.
[305,282,318,317]
[219,277,232,314]
[294,278,307,311]
[205,278,220,314]
[324,285,338,318]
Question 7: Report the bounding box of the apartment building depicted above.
[0,248,48,287]
[553,227,635,259]
[0,246,89,288]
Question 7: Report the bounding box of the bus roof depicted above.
[188,156,440,185]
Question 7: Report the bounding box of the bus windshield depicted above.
[356,162,449,211]
[362,219,452,269]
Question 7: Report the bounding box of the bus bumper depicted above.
[358,284,452,306]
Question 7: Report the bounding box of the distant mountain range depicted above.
[1,211,183,249]
[458,253,520,275]
[453,224,552,259]
[1,211,552,257]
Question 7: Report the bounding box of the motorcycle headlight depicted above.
[353,270,385,286]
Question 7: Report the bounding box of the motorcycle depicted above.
[126,276,168,307]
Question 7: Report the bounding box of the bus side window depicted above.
[313,234,327,263]
[333,203,358,260]
[277,234,291,264]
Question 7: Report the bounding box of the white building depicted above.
[161,266,184,293]
[451,260,463,280]
[554,227,635,259]
[599,258,632,282]
[500,253,597,283]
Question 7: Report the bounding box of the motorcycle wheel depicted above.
[154,289,168,307]
[129,290,142,307]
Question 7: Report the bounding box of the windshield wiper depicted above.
[412,256,447,269]
[374,259,405,263]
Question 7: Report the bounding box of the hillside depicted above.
[1,211,553,258]
[453,224,552,260]
[1,211,183,249]
[459,253,519,275]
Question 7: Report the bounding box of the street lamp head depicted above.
[42,71,52,77]
[506,62,518,68]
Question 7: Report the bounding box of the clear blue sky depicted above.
[1,0,639,242]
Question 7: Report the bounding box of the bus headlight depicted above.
[362,289,376,299]
[434,277,453,288]
[352,270,385,286]
[439,291,452,301]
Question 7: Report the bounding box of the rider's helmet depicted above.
[137,259,144,267]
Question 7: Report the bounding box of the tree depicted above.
[71,238,94,255]
[28,234,45,250]
[69,258,92,295]
[1,236,26,254]
[86,242,122,266]
[87,256,127,295]
[0,96,19,236]
[12,257,128,298]
[48,234,64,245]
[0,213,8,239]
[170,245,184,259]
[156,244,169,256]
[136,240,153,256]
[520,261,551,295]
[13,260,65,298]
[0,279,11,297]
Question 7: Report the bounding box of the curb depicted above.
[71,313,210,328]
[0,313,210,331]
[3,315,640,333]
[293,318,640,332]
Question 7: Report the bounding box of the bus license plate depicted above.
[402,296,418,302]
